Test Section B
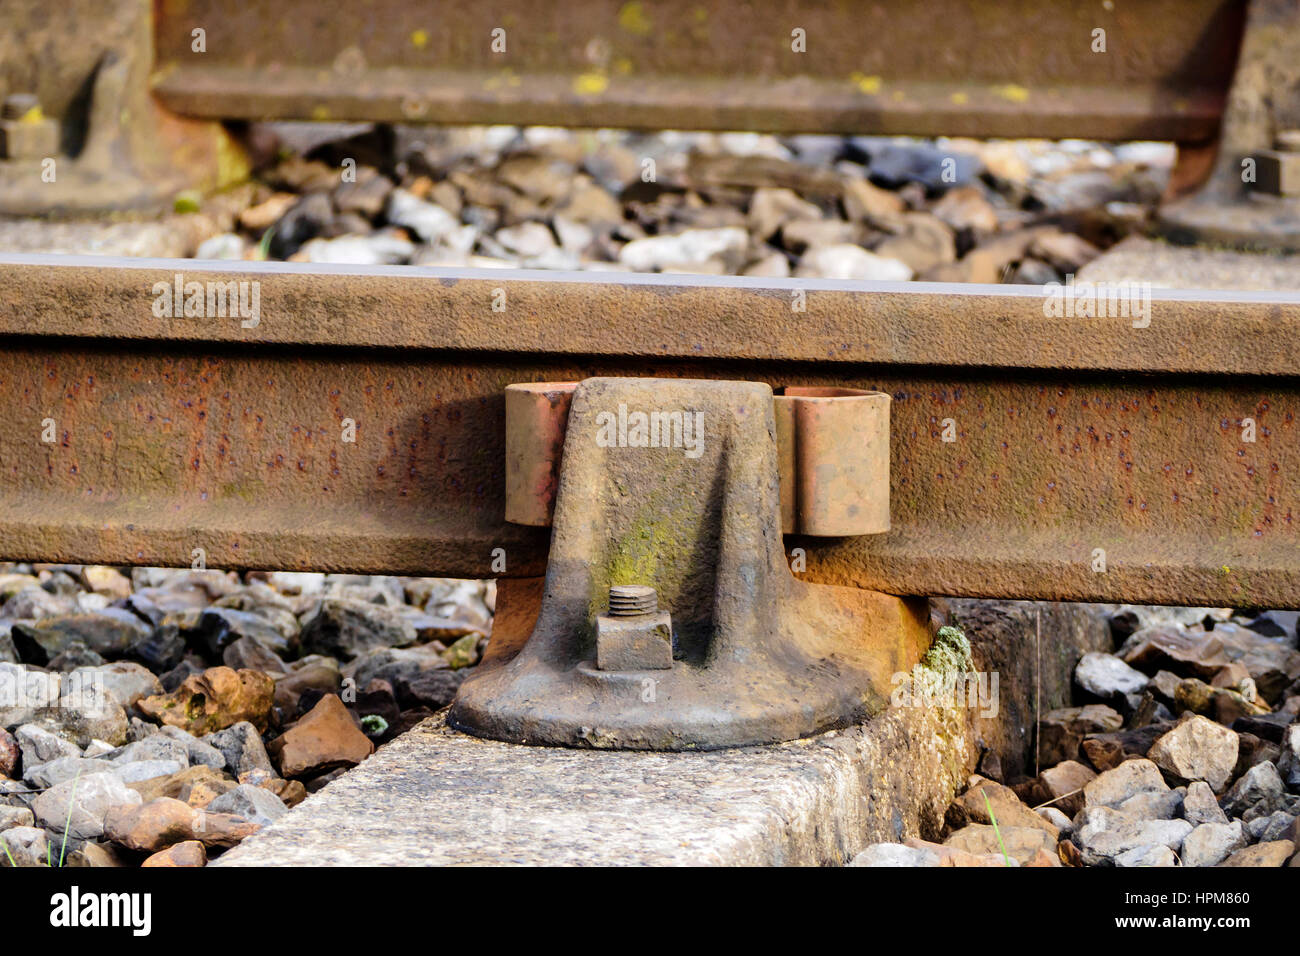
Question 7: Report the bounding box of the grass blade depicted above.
[56,769,81,868]
[981,789,1013,867]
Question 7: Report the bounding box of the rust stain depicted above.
[148,0,1243,141]
[0,255,1296,608]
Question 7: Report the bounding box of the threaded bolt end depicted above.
[608,584,657,617]
[2,93,39,121]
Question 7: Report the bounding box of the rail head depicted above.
[2,253,1299,377]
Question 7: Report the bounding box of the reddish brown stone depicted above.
[105,797,198,852]
[1036,760,1096,817]
[141,840,208,867]
[138,666,274,735]
[104,796,260,851]
[267,694,374,778]
[1120,626,1230,678]
[1037,705,1123,767]
[1082,736,1125,772]
[944,824,1058,866]
[130,765,238,807]
[954,780,1058,837]
[1219,840,1295,867]
[265,777,308,808]
[903,837,1005,867]
[1058,839,1084,867]
[0,727,18,778]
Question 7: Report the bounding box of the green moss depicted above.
[920,624,972,676]
[215,128,253,189]
[444,634,479,669]
[591,484,706,615]
[173,190,202,214]
[581,477,716,660]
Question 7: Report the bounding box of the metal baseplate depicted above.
[1158,0,1300,252]
[0,0,244,216]
[449,376,934,751]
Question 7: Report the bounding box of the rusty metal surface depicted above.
[452,377,933,750]
[0,0,243,215]
[506,381,890,534]
[775,386,889,536]
[0,253,1298,609]
[1159,0,1300,250]
[504,382,575,526]
[151,0,1244,141]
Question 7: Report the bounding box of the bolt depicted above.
[608,584,657,617]
[2,93,40,122]
[0,92,58,161]
[596,585,671,671]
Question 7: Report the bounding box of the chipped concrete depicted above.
[216,707,977,866]
[1079,236,1300,291]
[0,187,252,257]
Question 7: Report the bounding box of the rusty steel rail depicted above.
[0,252,1298,609]
[2,0,1275,224]
[151,0,1245,142]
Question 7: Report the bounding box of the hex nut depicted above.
[596,610,672,671]
[0,113,59,161]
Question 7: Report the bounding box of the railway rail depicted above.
[1,253,1296,611]
[148,0,1243,142]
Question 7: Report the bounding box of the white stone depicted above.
[114,759,185,784]
[1147,715,1239,791]
[848,842,940,867]
[1077,816,1192,865]
[1075,651,1149,697]
[1181,822,1246,867]
[300,233,415,265]
[1183,780,1229,825]
[495,222,557,258]
[1114,844,1178,867]
[1084,759,1169,809]
[0,826,48,867]
[618,228,749,271]
[195,233,247,260]
[206,784,289,827]
[0,664,60,727]
[1116,788,1183,820]
[794,244,913,281]
[32,772,140,840]
[15,723,80,766]
[386,189,460,242]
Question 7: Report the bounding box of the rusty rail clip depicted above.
[505,381,890,535]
